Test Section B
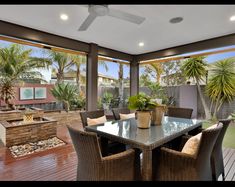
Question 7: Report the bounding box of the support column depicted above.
[86,43,98,111]
[130,56,139,96]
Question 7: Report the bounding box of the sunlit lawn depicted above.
[203,121,235,149]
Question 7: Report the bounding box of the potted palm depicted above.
[128,93,157,128]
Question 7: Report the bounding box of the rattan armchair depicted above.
[67,126,140,181]
[211,119,231,181]
[179,119,231,180]
[79,110,126,155]
[112,108,131,120]
[152,124,222,181]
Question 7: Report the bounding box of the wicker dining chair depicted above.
[211,119,231,181]
[79,110,126,155]
[152,123,222,181]
[112,108,131,120]
[80,110,105,128]
[167,106,193,119]
[67,126,141,181]
[179,119,231,180]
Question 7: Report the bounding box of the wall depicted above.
[179,85,197,118]
[0,83,56,107]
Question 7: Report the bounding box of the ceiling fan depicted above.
[78,5,146,31]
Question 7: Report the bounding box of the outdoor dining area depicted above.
[67,104,232,181]
[0,5,235,182]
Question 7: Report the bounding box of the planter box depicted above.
[0,107,44,121]
[0,117,57,147]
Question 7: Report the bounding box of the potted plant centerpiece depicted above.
[128,93,157,129]
[151,102,167,126]
[147,82,168,125]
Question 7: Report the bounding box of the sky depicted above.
[1,40,235,82]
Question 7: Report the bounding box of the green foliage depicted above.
[97,97,103,109]
[51,83,79,112]
[147,82,168,103]
[128,93,157,111]
[181,56,211,120]
[71,93,86,109]
[231,111,235,120]
[162,60,186,86]
[102,92,113,104]
[181,56,208,82]
[206,58,235,118]
[0,44,50,109]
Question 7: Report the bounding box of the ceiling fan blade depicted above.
[78,13,97,31]
[107,8,145,24]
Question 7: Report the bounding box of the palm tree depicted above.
[51,82,79,112]
[47,51,73,83]
[71,56,108,92]
[0,44,50,109]
[69,54,86,92]
[205,58,235,119]
[181,56,212,120]
[147,63,163,83]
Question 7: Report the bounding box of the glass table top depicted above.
[86,116,203,146]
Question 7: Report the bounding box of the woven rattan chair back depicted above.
[167,107,193,119]
[80,110,105,128]
[211,119,231,180]
[112,108,130,120]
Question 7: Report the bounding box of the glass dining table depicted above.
[85,116,203,181]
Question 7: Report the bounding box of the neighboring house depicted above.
[50,70,118,86]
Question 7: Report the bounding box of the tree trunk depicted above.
[63,101,70,112]
[57,70,64,84]
[76,66,80,92]
[196,82,211,120]
[118,64,124,107]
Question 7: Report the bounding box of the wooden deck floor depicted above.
[0,124,235,181]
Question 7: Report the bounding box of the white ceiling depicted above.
[0,5,235,55]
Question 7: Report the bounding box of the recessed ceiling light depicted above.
[169,17,183,24]
[139,42,144,47]
[60,14,68,21]
[230,15,235,21]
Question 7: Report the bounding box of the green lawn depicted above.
[203,121,235,149]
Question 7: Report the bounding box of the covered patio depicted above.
[0,5,235,181]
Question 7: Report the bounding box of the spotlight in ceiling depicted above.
[60,14,68,21]
[169,17,183,24]
[138,42,144,47]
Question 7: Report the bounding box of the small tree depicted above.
[0,44,50,109]
[205,58,235,119]
[51,83,79,112]
[181,56,211,120]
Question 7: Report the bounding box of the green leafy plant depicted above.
[51,83,79,112]
[128,93,157,111]
[147,82,168,104]
[102,92,113,104]
[70,93,86,109]
[205,58,235,119]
